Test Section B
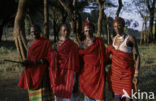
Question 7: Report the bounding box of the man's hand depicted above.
[52,43,57,50]
[21,60,33,67]
[133,76,138,85]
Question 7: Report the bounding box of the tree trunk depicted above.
[96,0,104,37]
[58,0,81,44]
[148,11,154,43]
[146,0,155,43]
[140,17,146,45]
[53,16,58,42]
[70,18,81,43]
[0,25,3,42]
[155,20,156,40]
[116,0,123,17]
[27,8,33,26]
[144,21,147,44]
[44,0,49,39]
[62,13,67,24]
[102,14,107,40]
[104,16,111,44]
[0,20,6,42]
[27,14,33,26]
[61,9,67,24]
[106,20,111,44]
[13,0,28,61]
[75,13,82,42]
[70,20,75,34]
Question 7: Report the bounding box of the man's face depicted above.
[30,27,40,39]
[84,26,93,37]
[113,22,124,35]
[60,26,69,37]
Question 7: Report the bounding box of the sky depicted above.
[118,0,143,31]
[84,0,144,31]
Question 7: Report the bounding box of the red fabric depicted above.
[106,45,134,96]
[48,39,79,98]
[18,38,52,90]
[79,38,106,100]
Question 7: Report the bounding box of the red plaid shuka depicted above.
[106,45,134,96]
[79,38,106,100]
[47,39,79,98]
[18,38,52,90]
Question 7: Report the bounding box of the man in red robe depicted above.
[46,24,80,101]
[18,25,53,101]
[106,17,140,101]
[79,19,107,101]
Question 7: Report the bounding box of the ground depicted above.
[0,37,156,101]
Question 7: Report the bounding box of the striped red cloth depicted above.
[106,45,134,96]
[79,38,106,100]
[48,39,79,98]
[18,38,52,90]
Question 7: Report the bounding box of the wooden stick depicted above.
[4,59,22,63]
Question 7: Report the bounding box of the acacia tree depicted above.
[105,1,116,44]
[133,0,150,44]
[155,19,156,39]
[140,17,145,44]
[134,1,148,44]
[87,0,115,40]
[106,17,112,44]
[116,0,123,17]
[49,6,59,42]
[146,0,155,42]
[140,16,149,44]
[58,0,87,43]
[134,0,155,43]
[49,0,68,42]
[0,22,5,42]
[13,0,29,61]
[43,0,49,39]
[96,0,105,37]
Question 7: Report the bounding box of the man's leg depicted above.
[84,96,96,101]
[41,72,53,101]
[120,97,132,101]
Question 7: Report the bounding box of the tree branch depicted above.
[151,0,155,9]
[96,0,105,37]
[58,0,72,15]
[73,0,76,6]
[116,0,123,17]
[146,0,151,10]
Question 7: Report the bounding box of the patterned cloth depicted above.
[106,45,134,96]
[53,73,79,101]
[18,38,52,90]
[47,39,79,98]
[28,88,52,101]
[79,38,106,100]
[28,73,53,101]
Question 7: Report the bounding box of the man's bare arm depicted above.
[128,35,140,76]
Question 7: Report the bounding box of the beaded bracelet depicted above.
[134,72,139,77]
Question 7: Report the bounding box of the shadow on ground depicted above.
[0,79,29,101]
